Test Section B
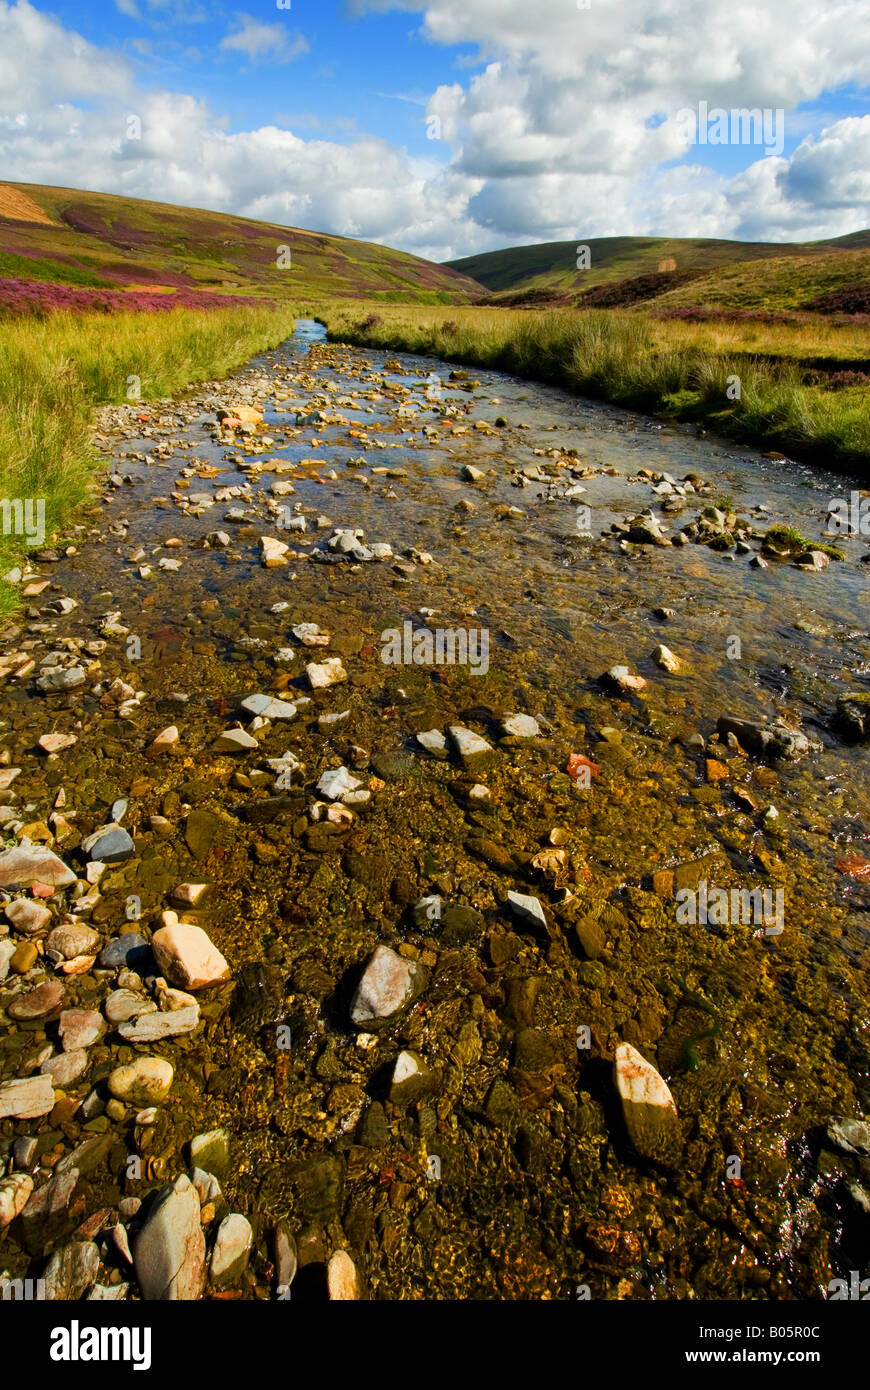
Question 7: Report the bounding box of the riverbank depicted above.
[0,303,300,612]
[317,301,870,477]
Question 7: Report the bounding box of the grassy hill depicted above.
[447,234,870,312]
[0,182,482,305]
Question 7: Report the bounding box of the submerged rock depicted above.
[613,1042,681,1168]
[108,1057,174,1107]
[350,945,428,1029]
[0,844,76,888]
[134,1175,206,1301]
[327,1249,361,1300]
[716,714,821,761]
[210,1213,253,1287]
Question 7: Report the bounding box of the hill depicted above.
[446,234,870,312]
[0,182,482,306]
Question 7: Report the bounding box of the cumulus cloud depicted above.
[1,0,868,260]
[219,14,309,65]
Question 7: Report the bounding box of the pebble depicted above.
[98,933,150,970]
[210,1213,253,1286]
[4,898,52,935]
[448,725,496,766]
[40,1049,90,1087]
[133,1174,206,1301]
[306,657,347,689]
[416,729,447,757]
[651,644,681,673]
[45,922,99,961]
[0,1173,34,1229]
[59,1008,105,1051]
[0,844,77,888]
[240,693,297,720]
[614,1042,681,1167]
[260,536,289,568]
[81,824,135,863]
[316,766,361,801]
[501,714,541,738]
[105,989,156,1024]
[350,945,428,1028]
[190,1129,230,1177]
[151,918,231,990]
[328,1249,360,1300]
[43,1239,101,1301]
[0,1074,56,1119]
[507,891,548,929]
[8,980,65,1020]
[108,1057,174,1106]
[214,727,258,752]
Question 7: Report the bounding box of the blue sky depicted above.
[1,0,868,260]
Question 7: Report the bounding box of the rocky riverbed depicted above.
[0,320,868,1301]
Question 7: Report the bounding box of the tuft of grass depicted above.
[0,303,301,615]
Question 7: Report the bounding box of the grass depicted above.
[0,301,302,615]
[317,301,870,475]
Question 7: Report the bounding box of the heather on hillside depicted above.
[0,276,264,316]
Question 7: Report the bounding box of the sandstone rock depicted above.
[46,922,99,961]
[43,1239,100,1300]
[151,919,230,991]
[350,945,428,1029]
[0,1172,34,1229]
[40,1049,90,1088]
[614,1042,681,1167]
[210,1213,253,1287]
[0,844,76,888]
[448,725,496,767]
[501,714,541,738]
[5,898,52,934]
[260,536,289,568]
[133,1175,206,1301]
[8,981,65,1021]
[108,1057,174,1107]
[0,1074,56,1120]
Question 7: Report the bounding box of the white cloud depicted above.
[219,14,309,65]
[0,0,868,262]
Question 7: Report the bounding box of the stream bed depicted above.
[0,319,868,1301]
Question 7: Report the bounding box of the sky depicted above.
[0,0,869,261]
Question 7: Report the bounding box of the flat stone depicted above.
[614,1042,681,1167]
[0,1074,56,1119]
[45,923,99,961]
[507,891,548,929]
[5,898,52,935]
[108,1057,174,1107]
[0,844,76,888]
[150,725,179,752]
[59,1008,105,1051]
[306,657,347,689]
[240,694,297,720]
[151,920,230,990]
[38,733,77,754]
[214,727,258,753]
[119,1004,199,1042]
[105,988,156,1024]
[20,1170,79,1254]
[37,666,86,693]
[82,824,135,863]
[98,933,150,970]
[40,1049,90,1088]
[8,980,65,1020]
[501,714,541,738]
[448,725,496,766]
[350,945,428,1029]
[606,665,648,693]
[133,1175,206,1301]
[210,1213,253,1287]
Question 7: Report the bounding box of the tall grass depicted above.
[0,303,300,613]
[319,302,870,474]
